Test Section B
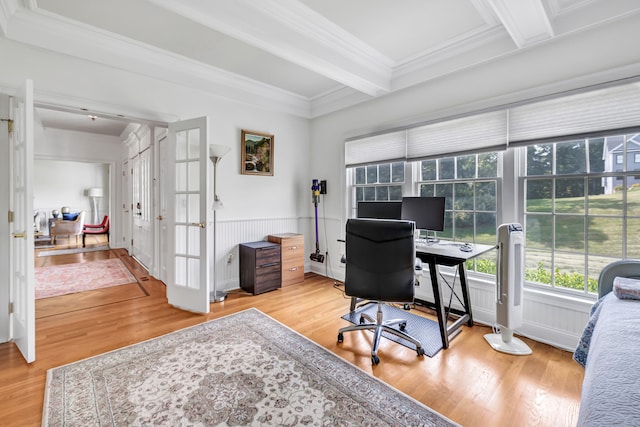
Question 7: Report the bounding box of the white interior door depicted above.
[132,148,153,269]
[122,159,131,251]
[157,133,169,283]
[166,117,210,313]
[10,80,35,363]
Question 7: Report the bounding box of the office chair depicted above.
[337,218,425,364]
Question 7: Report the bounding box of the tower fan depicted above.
[484,223,532,355]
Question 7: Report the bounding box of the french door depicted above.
[165,117,210,313]
[10,80,35,363]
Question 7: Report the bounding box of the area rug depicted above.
[35,258,136,299]
[341,303,444,357]
[37,245,110,257]
[42,308,459,426]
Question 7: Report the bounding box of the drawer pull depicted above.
[261,262,279,267]
[288,267,298,271]
[289,246,298,250]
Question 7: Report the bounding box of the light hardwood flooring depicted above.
[1,243,584,426]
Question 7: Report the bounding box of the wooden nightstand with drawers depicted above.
[268,233,304,287]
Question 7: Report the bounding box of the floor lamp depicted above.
[209,144,231,303]
[87,187,103,224]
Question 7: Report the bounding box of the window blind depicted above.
[344,130,406,167]
[509,82,640,144]
[406,110,508,161]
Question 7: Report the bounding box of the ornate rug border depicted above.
[42,308,459,426]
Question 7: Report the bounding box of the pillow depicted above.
[613,276,640,300]
[62,212,79,221]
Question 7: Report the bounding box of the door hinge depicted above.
[9,302,14,314]
[1,118,13,133]
[8,210,14,223]
[131,239,134,246]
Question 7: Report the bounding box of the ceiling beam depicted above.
[147,0,393,97]
[488,0,554,48]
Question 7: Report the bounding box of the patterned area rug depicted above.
[35,258,136,299]
[43,309,459,426]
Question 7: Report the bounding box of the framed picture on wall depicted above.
[241,129,274,176]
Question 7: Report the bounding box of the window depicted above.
[417,153,500,274]
[351,162,404,215]
[345,82,640,297]
[521,134,640,295]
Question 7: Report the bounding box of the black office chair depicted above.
[337,218,425,364]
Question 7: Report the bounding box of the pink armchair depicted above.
[50,210,86,246]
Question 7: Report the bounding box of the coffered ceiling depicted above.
[1,0,639,126]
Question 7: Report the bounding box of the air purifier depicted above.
[484,223,532,355]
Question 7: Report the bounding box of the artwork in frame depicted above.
[241,129,274,176]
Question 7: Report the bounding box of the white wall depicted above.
[34,159,109,229]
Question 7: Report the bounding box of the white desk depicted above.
[415,241,496,349]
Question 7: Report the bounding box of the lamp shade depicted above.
[209,144,231,162]
[87,188,104,198]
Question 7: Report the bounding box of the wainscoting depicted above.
[215,216,592,352]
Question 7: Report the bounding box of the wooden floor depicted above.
[2,241,584,426]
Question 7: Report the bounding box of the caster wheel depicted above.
[417,347,425,356]
[337,333,344,343]
[399,322,407,331]
[371,355,380,365]
[404,304,411,310]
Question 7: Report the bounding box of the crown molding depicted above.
[3,5,312,118]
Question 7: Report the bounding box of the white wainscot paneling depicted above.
[410,267,592,351]
[215,218,304,291]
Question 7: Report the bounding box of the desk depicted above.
[416,242,496,349]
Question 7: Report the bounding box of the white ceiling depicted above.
[1,0,639,133]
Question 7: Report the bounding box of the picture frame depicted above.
[241,129,274,176]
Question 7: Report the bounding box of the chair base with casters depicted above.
[338,302,425,365]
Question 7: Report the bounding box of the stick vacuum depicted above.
[310,179,325,263]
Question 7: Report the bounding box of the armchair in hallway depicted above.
[50,210,85,247]
[82,215,109,247]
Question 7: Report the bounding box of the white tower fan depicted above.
[484,223,532,355]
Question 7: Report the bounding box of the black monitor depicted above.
[401,197,446,232]
[357,201,402,220]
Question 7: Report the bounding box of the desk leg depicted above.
[458,263,474,326]
[429,260,449,349]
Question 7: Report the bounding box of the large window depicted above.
[348,153,500,275]
[345,82,640,297]
[352,161,404,202]
[522,134,640,294]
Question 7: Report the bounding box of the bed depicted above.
[574,260,640,426]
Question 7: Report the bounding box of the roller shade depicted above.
[509,82,640,144]
[345,130,406,167]
[406,110,508,161]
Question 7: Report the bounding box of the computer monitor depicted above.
[356,201,402,220]
[401,197,446,233]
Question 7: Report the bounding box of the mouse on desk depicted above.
[459,243,473,252]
